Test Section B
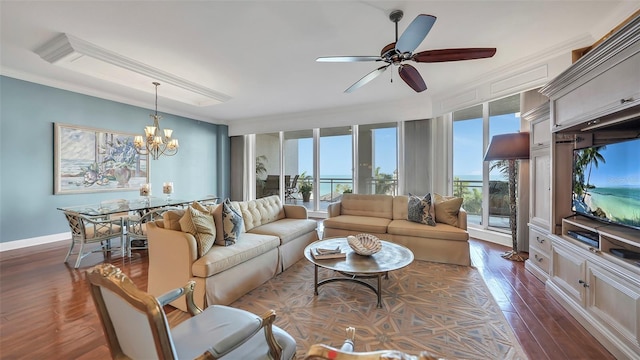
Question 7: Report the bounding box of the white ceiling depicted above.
[1,1,638,128]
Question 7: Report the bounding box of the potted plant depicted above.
[298,175,313,202]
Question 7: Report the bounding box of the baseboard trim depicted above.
[0,232,70,252]
[468,227,512,248]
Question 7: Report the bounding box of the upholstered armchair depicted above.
[63,210,125,268]
[86,264,297,359]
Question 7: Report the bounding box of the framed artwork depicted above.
[54,123,149,194]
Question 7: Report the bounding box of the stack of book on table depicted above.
[311,246,346,260]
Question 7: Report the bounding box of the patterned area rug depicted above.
[170,260,528,359]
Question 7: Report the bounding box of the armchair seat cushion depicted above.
[85,224,123,239]
[323,215,391,234]
[192,233,279,278]
[172,305,262,358]
[249,218,317,245]
[388,220,469,241]
[173,305,296,359]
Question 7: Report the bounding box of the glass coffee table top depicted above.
[304,237,414,308]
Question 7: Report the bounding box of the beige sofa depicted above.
[146,195,318,311]
[323,194,470,266]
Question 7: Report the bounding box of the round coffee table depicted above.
[304,237,414,308]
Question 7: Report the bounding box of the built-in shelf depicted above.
[562,216,640,271]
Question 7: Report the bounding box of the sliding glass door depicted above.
[453,105,484,226]
[319,126,352,208]
[453,94,521,230]
[488,94,521,229]
[283,130,313,204]
[255,133,280,199]
[358,123,398,195]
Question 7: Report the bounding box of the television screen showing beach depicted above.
[572,138,640,229]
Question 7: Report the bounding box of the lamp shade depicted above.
[484,132,530,161]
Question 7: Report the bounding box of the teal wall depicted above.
[0,76,230,244]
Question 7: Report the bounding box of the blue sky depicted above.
[585,139,640,187]
[453,114,520,179]
[298,128,397,177]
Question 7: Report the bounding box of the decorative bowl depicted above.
[347,233,382,256]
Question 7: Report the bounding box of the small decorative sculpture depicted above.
[347,234,381,256]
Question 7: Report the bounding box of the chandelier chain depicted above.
[133,82,179,160]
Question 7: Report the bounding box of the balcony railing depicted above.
[453,178,509,228]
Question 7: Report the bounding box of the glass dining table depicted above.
[57,196,219,217]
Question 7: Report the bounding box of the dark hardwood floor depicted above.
[0,235,614,359]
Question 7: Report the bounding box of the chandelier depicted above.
[134,82,179,160]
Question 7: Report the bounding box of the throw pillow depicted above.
[434,193,464,227]
[221,198,243,246]
[163,209,185,231]
[407,193,436,226]
[179,203,216,257]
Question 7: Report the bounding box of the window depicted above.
[255,133,280,199]
[453,94,521,230]
[453,105,483,226]
[284,129,313,203]
[319,126,353,207]
[488,95,521,228]
[358,123,398,195]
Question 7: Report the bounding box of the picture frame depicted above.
[54,123,149,194]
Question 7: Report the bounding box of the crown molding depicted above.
[0,67,227,125]
[540,14,640,98]
[34,33,231,106]
[433,33,594,111]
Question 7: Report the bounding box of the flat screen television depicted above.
[571,137,640,230]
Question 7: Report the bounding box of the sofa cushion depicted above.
[221,199,243,246]
[191,233,280,278]
[248,218,317,245]
[407,193,436,226]
[237,195,285,231]
[387,219,469,241]
[163,209,186,231]
[339,194,393,219]
[323,215,391,234]
[434,194,464,227]
[179,203,216,257]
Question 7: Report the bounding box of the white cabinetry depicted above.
[538,14,640,358]
[524,102,553,282]
[529,147,550,229]
[548,219,640,358]
[527,225,552,281]
[540,19,640,132]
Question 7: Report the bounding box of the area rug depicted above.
[171,260,528,359]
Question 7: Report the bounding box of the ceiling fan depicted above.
[316,10,497,93]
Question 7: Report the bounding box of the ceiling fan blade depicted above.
[344,65,390,93]
[412,48,497,62]
[398,64,427,93]
[316,56,382,62]
[395,14,436,54]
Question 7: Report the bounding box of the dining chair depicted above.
[63,211,125,268]
[285,175,300,201]
[264,175,280,196]
[99,198,130,220]
[126,207,179,256]
[304,327,441,360]
[86,263,297,360]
